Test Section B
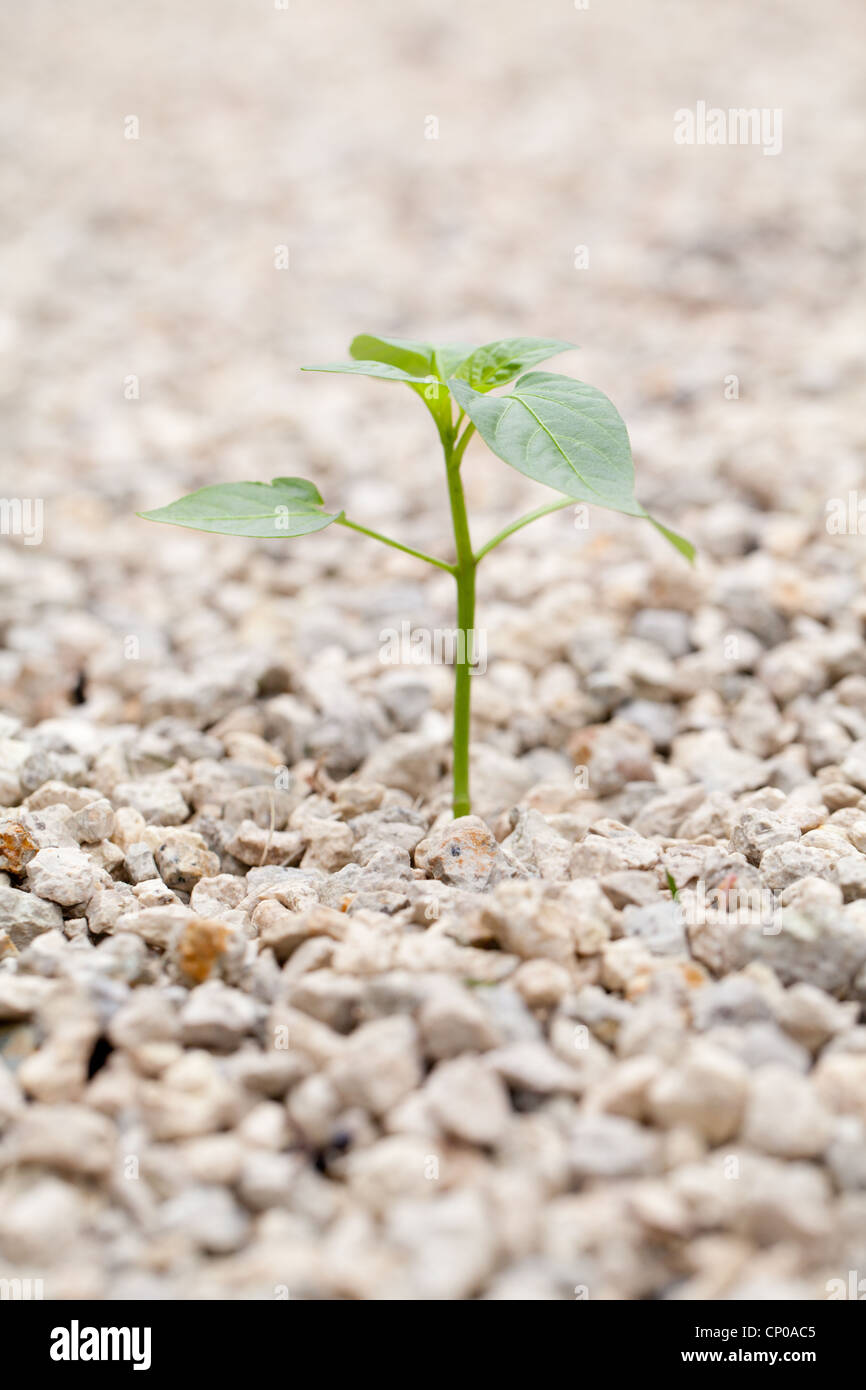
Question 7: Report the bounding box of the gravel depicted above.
[0,0,864,1301]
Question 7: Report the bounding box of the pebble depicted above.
[154,835,221,891]
[26,846,106,906]
[424,1055,511,1146]
[648,1042,749,1143]
[327,1016,423,1117]
[0,884,64,948]
[741,1065,832,1158]
[416,816,515,892]
[1,8,863,1297]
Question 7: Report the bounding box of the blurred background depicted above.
[0,0,864,724]
[1,0,866,1306]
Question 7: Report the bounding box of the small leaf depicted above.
[450,371,640,511]
[649,519,695,564]
[139,477,342,539]
[454,337,574,392]
[301,359,434,384]
[342,334,466,437]
[450,371,692,559]
[349,334,436,377]
[349,335,475,385]
[433,342,476,382]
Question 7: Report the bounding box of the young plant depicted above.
[140,334,693,817]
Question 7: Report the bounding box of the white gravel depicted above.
[0,0,865,1300]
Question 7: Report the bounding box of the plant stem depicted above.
[444,429,476,819]
[337,517,455,573]
[474,496,573,562]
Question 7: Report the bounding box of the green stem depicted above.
[444,430,476,819]
[337,517,455,574]
[474,496,572,563]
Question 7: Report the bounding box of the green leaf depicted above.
[300,359,434,385]
[432,342,476,382]
[453,337,574,392]
[349,334,436,377]
[348,334,482,387]
[450,371,693,560]
[138,477,343,539]
[340,334,465,438]
[649,519,695,563]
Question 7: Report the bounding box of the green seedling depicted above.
[140,334,693,816]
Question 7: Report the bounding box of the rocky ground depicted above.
[1,0,866,1299]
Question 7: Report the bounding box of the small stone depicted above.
[0,820,39,873]
[108,988,180,1050]
[226,819,304,868]
[833,855,866,902]
[568,1113,661,1178]
[775,984,857,1053]
[840,742,866,791]
[499,808,572,880]
[568,722,655,796]
[813,1053,866,1124]
[826,1116,866,1190]
[86,883,137,937]
[26,846,105,906]
[425,1055,511,1146]
[360,733,444,797]
[327,1016,422,1116]
[253,902,346,962]
[417,816,515,892]
[730,809,799,865]
[180,982,263,1051]
[341,1134,434,1214]
[157,1184,251,1254]
[124,841,159,883]
[0,884,64,948]
[113,779,190,825]
[154,835,221,892]
[173,917,234,985]
[237,1150,301,1210]
[741,1064,831,1159]
[301,818,355,872]
[622,901,688,956]
[287,1073,343,1146]
[382,1188,496,1300]
[0,1176,88,1264]
[140,1049,242,1140]
[285,971,363,1033]
[512,958,572,1010]
[600,870,662,909]
[479,879,615,963]
[571,823,660,876]
[759,842,837,891]
[586,1054,663,1120]
[0,975,58,1021]
[648,1041,748,1143]
[417,980,502,1059]
[71,798,115,843]
[486,1041,585,1096]
[9,1102,116,1175]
